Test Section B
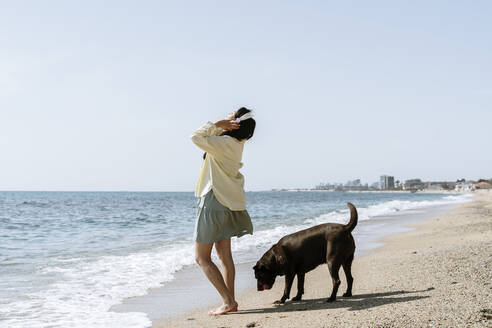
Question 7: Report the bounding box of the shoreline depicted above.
[269,189,464,194]
[153,190,491,327]
[112,203,456,321]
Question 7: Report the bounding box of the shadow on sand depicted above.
[234,288,434,315]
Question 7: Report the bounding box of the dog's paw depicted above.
[291,295,302,301]
[326,297,336,303]
[342,292,352,297]
[274,297,288,305]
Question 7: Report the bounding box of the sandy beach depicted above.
[155,190,491,328]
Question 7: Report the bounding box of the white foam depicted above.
[3,242,196,328]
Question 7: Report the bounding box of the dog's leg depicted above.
[274,272,295,304]
[342,255,354,297]
[326,258,341,302]
[291,272,305,301]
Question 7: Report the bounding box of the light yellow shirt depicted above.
[191,121,247,211]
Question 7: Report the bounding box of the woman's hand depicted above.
[214,119,240,131]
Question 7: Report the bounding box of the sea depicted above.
[0,191,472,328]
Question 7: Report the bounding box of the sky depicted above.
[1,1,491,191]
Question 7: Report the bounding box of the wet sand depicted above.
[154,190,491,327]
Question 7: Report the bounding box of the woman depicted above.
[190,107,256,316]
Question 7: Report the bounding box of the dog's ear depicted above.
[271,245,287,274]
[276,253,286,268]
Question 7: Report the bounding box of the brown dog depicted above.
[253,203,357,303]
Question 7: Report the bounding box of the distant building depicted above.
[475,181,492,189]
[313,182,335,190]
[455,182,475,192]
[403,179,425,190]
[425,183,443,191]
[345,179,361,187]
[425,181,456,191]
[370,182,380,189]
[380,175,395,190]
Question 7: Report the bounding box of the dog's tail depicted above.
[344,202,358,232]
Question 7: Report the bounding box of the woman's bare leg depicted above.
[195,242,236,313]
[215,238,236,300]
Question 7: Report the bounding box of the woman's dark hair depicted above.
[222,107,256,141]
[202,107,256,159]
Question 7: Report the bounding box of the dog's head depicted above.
[253,244,286,291]
[253,262,277,291]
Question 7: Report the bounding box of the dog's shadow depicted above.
[235,288,434,315]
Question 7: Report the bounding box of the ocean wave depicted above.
[311,193,472,225]
[16,200,51,207]
[3,242,196,328]
[232,193,472,256]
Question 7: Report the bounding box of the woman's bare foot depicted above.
[209,301,238,316]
